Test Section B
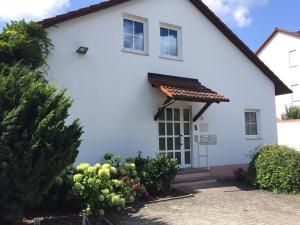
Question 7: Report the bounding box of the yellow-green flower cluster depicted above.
[71,160,143,217]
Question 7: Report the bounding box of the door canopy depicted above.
[148,73,229,122]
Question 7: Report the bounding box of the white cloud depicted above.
[203,0,269,28]
[234,6,251,27]
[0,0,70,22]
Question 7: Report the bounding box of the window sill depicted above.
[245,136,262,140]
[122,48,149,56]
[159,55,183,62]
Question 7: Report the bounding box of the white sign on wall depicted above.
[199,135,217,145]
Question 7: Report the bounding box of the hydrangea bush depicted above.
[72,156,147,216]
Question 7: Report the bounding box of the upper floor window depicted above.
[123,18,145,53]
[160,23,182,59]
[289,50,298,68]
[245,110,260,137]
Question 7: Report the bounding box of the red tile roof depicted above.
[148,73,229,103]
[39,0,291,96]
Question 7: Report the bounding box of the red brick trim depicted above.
[277,119,300,123]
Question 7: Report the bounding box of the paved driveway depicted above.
[108,184,300,225]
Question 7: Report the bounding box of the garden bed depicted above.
[22,189,188,225]
[23,214,106,225]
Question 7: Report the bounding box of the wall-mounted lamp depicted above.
[76,46,89,55]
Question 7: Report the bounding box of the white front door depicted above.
[158,107,192,168]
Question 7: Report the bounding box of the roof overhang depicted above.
[149,73,229,103]
[39,0,292,96]
[148,73,229,122]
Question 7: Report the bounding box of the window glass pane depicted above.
[185,151,191,164]
[245,124,251,135]
[184,109,190,121]
[159,138,165,151]
[166,108,173,121]
[158,110,165,121]
[251,125,258,135]
[184,137,190,150]
[245,112,250,123]
[167,152,174,159]
[174,109,180,121]
[124,34,133,49]
[167,138,173,150]
[169,29,177,39]
[124,19,133,34]
[161,39,169,55]
[175,152,181,165]
[169,41,178,56]
[167,123,173,135]
[134,21,144,36]
[160,27,168,37]
[175,137,181,150]
[250,112,257,124]
[134,35,144,51]
[174,123,180,136]
[184,123,190,135]
[159,123,165,136]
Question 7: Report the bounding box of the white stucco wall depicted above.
[277,120,300,150]
[46,0,277,167]
[258,32,300,118]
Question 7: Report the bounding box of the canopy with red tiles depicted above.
[148,73,230,122]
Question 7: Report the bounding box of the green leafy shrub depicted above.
[104,153,114,161]
[134,151,149,175]
[0,20,53,69]
[248,145,300,193]
[143,154,179,194]
[281,105,300,120]
[38,166,83,212]
[0,65,82,225]
[72,160,146,216]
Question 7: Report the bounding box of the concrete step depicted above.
[176,171,211,180]
[173,176,216,184]
[172,177,217,188]
[177,168,209,175]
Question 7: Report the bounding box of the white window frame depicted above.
[159,22,183,61]
[122,14,149,55]
[289,50,298,68]
[244,109,261,139]
[291,84,300,102]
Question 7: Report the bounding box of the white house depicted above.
[40,0,290,176]
[257,28,300,118]
[257,28,300,150]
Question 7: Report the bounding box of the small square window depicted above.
[292,84,300,102]
[123,16,147,53]
[160,24,182,59]
[245,110,259,136]
[289,50,298,68]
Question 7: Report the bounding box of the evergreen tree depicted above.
[0,21,83,225]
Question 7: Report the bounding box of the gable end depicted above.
[40,0,292,96]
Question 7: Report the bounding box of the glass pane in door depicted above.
[157,107,191,168]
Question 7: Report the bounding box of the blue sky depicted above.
[0,0,299,51]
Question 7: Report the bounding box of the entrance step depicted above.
[172,168,217,188]
[172,177,217,188]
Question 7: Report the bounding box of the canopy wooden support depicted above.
[193,102,213,122]
[154,97,176,121]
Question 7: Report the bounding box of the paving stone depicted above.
[108,184,300,225]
